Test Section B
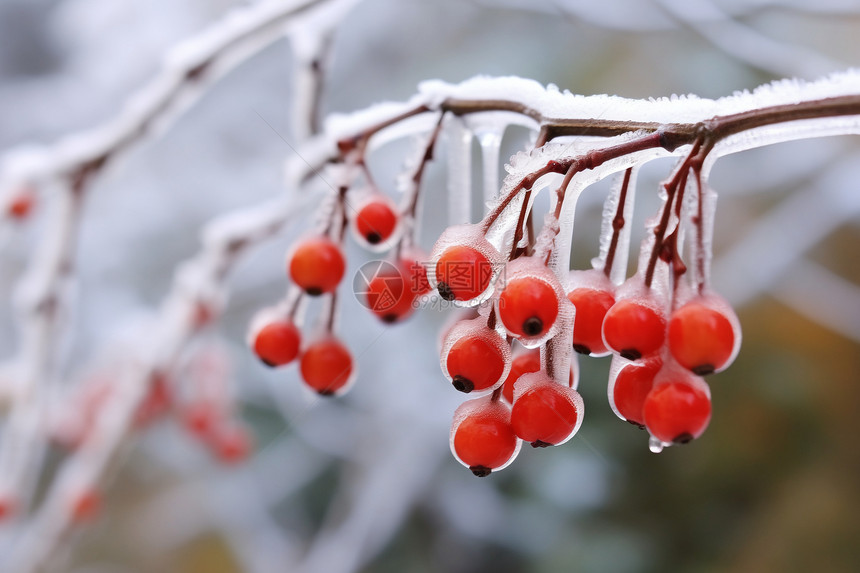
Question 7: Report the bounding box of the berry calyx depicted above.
[643,380,711,444]
[611,358,661,428]
[252,320,301,367]
[668,301,736,375]
[435,245,493,302]
[602,299,666,360]
[355,199,399,245]
[510,375,582,447]
[501,350,541,404]
[289,236,346,296]
[451,399,519,476]
[567,287,615,355]
[300,336,354,396]
[498,276,559,339]
[444,329,507,393]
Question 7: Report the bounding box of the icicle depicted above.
[446,116,473,226]
[467,116,505,205]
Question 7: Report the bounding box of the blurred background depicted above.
[1,0,859,571]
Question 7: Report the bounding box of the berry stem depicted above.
[491,386,503,403]
[692,165,709,295]
[403,113,446,221]
[508,189,532,260]
[603,167,633,279]
[326,291,338,334]
[643,140,702,288]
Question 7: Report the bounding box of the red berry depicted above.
[611,358,661,428]
[451,399,519,476]
[501,350,541,404]
[568,287,615,355]
[668,301,736,375]
[435,245,493,302]
[602,299,666,360]
[210,423,253,464]
[643,380,711,444]
[183,402,221,439]
[366,267,415,323]
[444,327,508,393]
[289,237,346,296]
[300,336,354,396]
[0,495,16,522]
[70,488,101,523]
[252,320,301,367]
[7,188,35,220]
[510,375,582,447]
[355,199,398,245]
[399,252,432,296]
[133,373,172,428]
[498,276,559,339]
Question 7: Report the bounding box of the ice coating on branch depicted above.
[420,70,860,127]
[324,96,433,142]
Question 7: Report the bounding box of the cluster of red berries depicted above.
[433,233,584,476]
[566,269,740,448]
[250,192,432,396]
[428,211,741,472]
[245,128,743,477]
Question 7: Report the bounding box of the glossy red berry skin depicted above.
[366,268,415,324]
[451,400,519,476]
[435,245,493,302]
[643,381,711,444]
[510,378,581,447]
[499,277,559,339]
[253,320,301,367]
[602,299,666,360]
[445,334,506,393]
[568,288,615,356]
[355,200,398,245]
[668,302,735,375]
[400,255,432,296]
[300,336,354,396]
[611,358,661,428]
[289,237,346,296]
[501,350,541,404]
